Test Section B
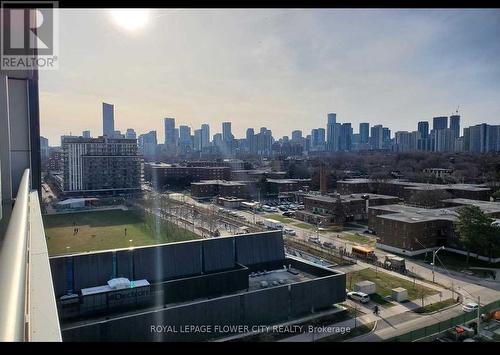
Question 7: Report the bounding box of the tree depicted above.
[454,205,495,265]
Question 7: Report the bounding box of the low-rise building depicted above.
[295,193,400,225]
[191,180,249,200]
[337,178,491,201]
[368,199,500,260]
[144,163,231,189]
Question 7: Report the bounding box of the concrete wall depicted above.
[61,271,346,342]
[50,231,283,297]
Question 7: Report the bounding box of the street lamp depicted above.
[431,246,445,283]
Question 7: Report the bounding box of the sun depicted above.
[110,9,151,32]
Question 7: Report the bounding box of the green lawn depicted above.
[414,298,456,314]
[292,222,316,230]
[339,233,376,246]
[43,209,200,255]
[266,214,295,224]
[347,268,438,306]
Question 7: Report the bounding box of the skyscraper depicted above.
[222,122,232,143]
[370,125,383,150]
[311,129,319,148]
[326,113,337,151]
[291,130,302,142]
[102,102,114,137]
[433,116,448,131]
[125,128,136,139]
[40,136,49,161]
[359,123,369,144]
[201,124,210,148]
[179,125,192,148]
[246,128,255,153]
[82,130,91,138]
[317,128,326,148]
[194,129,202,151]
[417,121,429,139]
[164,118,176,146]
[340,123,352,151]
[450,115,460,139]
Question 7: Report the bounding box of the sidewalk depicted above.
[279,313,377,342]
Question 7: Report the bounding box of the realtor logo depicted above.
[1,1,59,70]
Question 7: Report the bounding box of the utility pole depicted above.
[477,295,481,335]
[432,246,445,283]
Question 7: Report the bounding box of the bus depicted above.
[351,245,377,262]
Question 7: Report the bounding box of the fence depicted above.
[387,299,500,342]
[284,237,356,266]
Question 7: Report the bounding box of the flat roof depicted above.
[247,268,316,291]
[267,178,311,184]
[442,198,500,214]
[305,193,398,203]
[192,180,246,186]
[338,178,490,192]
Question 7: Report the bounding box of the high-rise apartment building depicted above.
[194,129,202,151]
[82,130,91,138]
[40,136,49,162]
[222,122,232,143]
[450,115,460,139]
[326,113,337,151]
[125,128,136,139]
[340,123,352,151]
[179,125,192,148]
[201,124,210,148]
[359,123,369,144]
[370,125,384,150]
[164,118,176,146]
[138,131,157,159]
[433,116,448,131]
[102,102,114,137]
[62,136,141,194]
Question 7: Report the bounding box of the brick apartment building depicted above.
[368,199,500,258]
[337,178,491,201]
[144,163,231,189]
[295,193,400,225]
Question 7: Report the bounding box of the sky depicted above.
[39,9,500,145]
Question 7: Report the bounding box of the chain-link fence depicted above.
[387,299,500,342]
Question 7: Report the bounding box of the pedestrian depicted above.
[456,296,460,303]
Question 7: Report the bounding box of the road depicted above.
[146,191,500,341]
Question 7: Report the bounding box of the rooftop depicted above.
[339,178,490,192]
[192,180,247,186]
[305,193,398,203]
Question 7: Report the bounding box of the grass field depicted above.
[266,214,295,224]
[339,233,376,246]
[292,222,316,230]
[347,268,438,306]
[43,209,200,255]
[414,298,456,314]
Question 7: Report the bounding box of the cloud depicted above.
[39,9,500,145]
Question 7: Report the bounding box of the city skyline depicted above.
[39,9,500,144]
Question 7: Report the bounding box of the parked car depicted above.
[282,211,295,217]
[283,227,296,236]
[462,302,479,313]
[347,291,370,304]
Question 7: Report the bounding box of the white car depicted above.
[347,291,370,304]
[462,302,479,313]
[283,227,296,236]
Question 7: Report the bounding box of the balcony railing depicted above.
[0,169,61,341]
